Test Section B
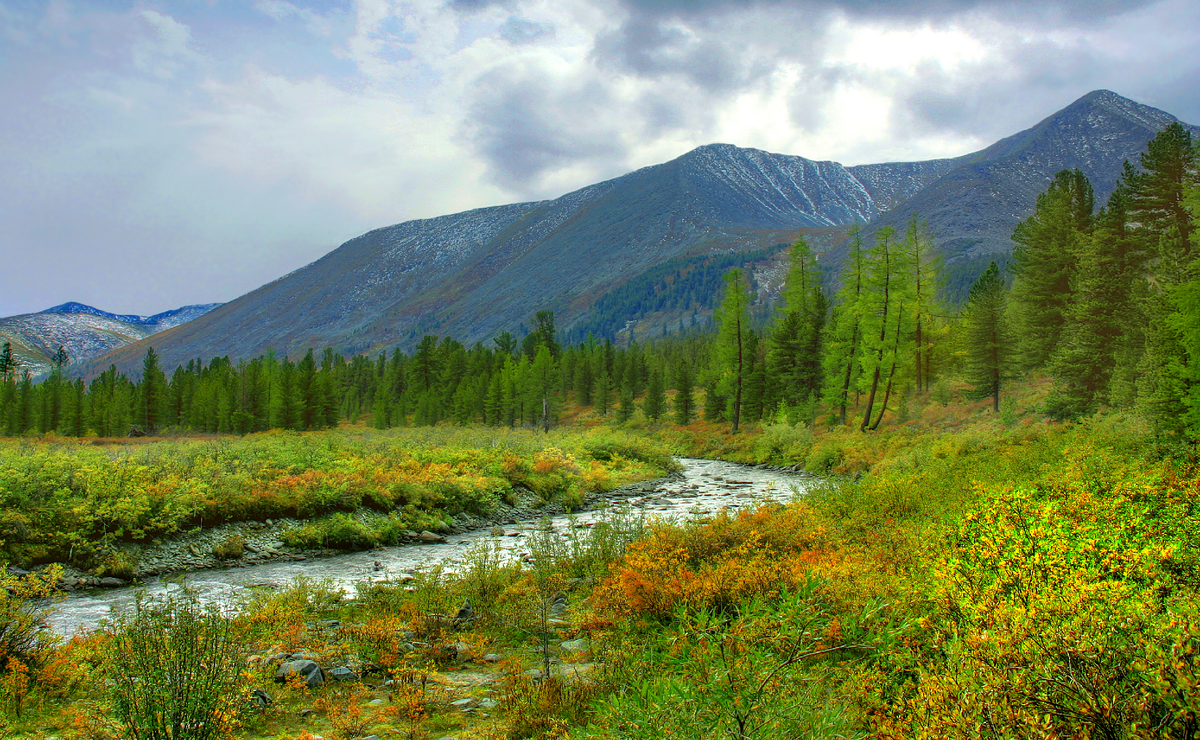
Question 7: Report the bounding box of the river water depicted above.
[48,458,814,635]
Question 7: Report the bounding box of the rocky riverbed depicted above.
[48,458,816,635]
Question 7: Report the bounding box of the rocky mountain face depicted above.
[83,90,1194,378]
[2,303,221,376]
[846,90,1200,271]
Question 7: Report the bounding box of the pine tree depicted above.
[960,261,1010,412]
[770,237,827,411]
[140,347,167,433]
[673,360,695,425]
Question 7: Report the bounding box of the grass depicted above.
[0,378,1196,738]
[0,426,678,570]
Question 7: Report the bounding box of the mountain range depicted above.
[69,89,1196,378]
[1,303,221,377]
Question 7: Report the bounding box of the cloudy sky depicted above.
[1,0,1197,317]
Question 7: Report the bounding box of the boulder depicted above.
[276,659,324,689]
[419,530,446,544]
[328,666,359,682]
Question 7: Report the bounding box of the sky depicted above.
[0,0,1197,318]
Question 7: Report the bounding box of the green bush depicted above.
[107,592,243,740]
[211,535,245,560]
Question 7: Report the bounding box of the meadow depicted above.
[0,382,1196,739]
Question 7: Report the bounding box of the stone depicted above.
[250,688,274,709]
[479,698,499,709]
[276,659,324,689]
[559,639,589,654]
[450,697,477,710]
[328,666,359,682]
[97,577,126,588]
[490,526,506,536]
[482,653,501,663]
[367,698,385,705]
[419,530,446,544]
[454,600,475,622]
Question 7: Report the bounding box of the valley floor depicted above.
[0,379,1197,739]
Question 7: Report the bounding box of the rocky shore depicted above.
[52,474,683,591]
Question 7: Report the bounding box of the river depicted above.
[48,458,814,635]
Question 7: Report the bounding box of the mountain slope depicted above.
[1,303,221,376]
[86,147,960,375]
[82,90,1194,377]
[852,90,1199,270]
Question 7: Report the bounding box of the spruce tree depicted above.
[1009,169,1093,370]
[673,360,695,425]
[643,368,666,421]
[961,261,1010,412]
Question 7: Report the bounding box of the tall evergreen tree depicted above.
[643,368,666,421]
[673,359,695,425]
[1009,169,1094,370]
[714,268,751,433]
[823,227,866,426]
[961,261,1010,413]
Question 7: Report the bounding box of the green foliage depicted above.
[959,260,1010,412]
[714,268,752,433]
[107,592,242,740]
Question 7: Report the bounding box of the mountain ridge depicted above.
[77,90,1195,378]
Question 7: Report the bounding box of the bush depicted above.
[211,535,245,560]
[0,567,60,718]
[107,592,243,740]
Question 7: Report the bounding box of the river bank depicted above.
[48,458,815,635]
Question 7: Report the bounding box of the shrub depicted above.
[107,593,243,740]
[0,566,60,718]
[211,535,245,560]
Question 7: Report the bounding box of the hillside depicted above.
[82,90,1194,377]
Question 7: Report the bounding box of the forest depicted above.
[0,123,1196,739]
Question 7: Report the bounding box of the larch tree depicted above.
[823,226,866,426]
[714,268,752,434]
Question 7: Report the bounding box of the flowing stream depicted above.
[48,458,814,635]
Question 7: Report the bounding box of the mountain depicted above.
[847,90,1200,296]
[1,303,221,377]
[41,302,223,331]
[83,90,1193,377]
[84,146,962,375]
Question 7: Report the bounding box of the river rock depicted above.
[251,688,274,708]
[419,531,446,544]
[276,659,324,689]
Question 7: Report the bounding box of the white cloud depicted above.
[0,0,1195,318]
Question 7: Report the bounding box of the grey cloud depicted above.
[612,0,1156,22]
[465,70,628,193]
[499,16,553,44]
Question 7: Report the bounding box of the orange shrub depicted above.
[593,504,834,618]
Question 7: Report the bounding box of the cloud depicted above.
[0,0,1195,319]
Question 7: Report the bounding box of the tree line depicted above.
[1,124,1197,439]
